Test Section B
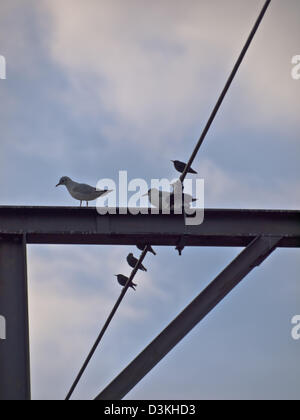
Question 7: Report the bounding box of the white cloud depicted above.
[200,158,300,209]
[40,0,300,151]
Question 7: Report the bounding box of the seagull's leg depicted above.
[80,201,82,207]
[86,201,89,207]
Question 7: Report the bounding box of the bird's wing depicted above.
[183,193,193,201]
[72,183,97,194]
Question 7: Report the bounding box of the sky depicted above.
[0,0,299,400]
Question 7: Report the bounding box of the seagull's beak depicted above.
[56,183,61,187]
[142,193,148,197]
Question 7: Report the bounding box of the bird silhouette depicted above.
[127,253,147,271]
[171,160,197,174]
[115,274,137,291]
[137,243,156,255]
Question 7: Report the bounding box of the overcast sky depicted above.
[0,0,299,400]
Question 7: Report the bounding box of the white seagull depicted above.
[142,188,172,210]
[56,176,112,207]
[143,187,197,211]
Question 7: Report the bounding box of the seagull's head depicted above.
[56,176,71,187]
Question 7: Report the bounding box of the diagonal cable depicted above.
[65,246,149,400]
[179,0,272,183]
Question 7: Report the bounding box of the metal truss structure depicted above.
[0,205,299,399]
[1,0,290,401]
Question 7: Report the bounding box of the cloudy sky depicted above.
[0,0,299,400]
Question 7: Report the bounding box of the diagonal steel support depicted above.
[0,235,31,400]
[95,235,282,400]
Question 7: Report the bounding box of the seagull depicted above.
[137,243,156,255]
[142,188,171,210]
[56,176,112,207]
[143,188,197,211]
[127,253,147,272]
[114,274,137,291]
[170,191,198,211]
[171,160,197,174]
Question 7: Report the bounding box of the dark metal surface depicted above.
[0,206,299,247]
[95,236,281,400]
[0,235,31,400]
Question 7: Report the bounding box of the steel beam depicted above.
[0,206,299,247]
[0,235,31,400]
[95,236,281,400]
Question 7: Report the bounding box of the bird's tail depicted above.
[149,246,156,256]
[131,282,137,291]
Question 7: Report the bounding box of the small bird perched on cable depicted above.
[56,176,112,207]
[171,160,198,174]
[127,253,147,272]
[115,274,137,291]
[137,243,156,256]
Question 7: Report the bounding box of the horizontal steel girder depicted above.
[0,206,299,247]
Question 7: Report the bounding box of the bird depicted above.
[137,243,156,255]
[171,160,197,174]
[170,191,198,211]
[127,253,147,271]
[115,274,137,291]
[170,179,198,210]
[143,188,172,210]
[56,176,112,207]
[143,188,197,211]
